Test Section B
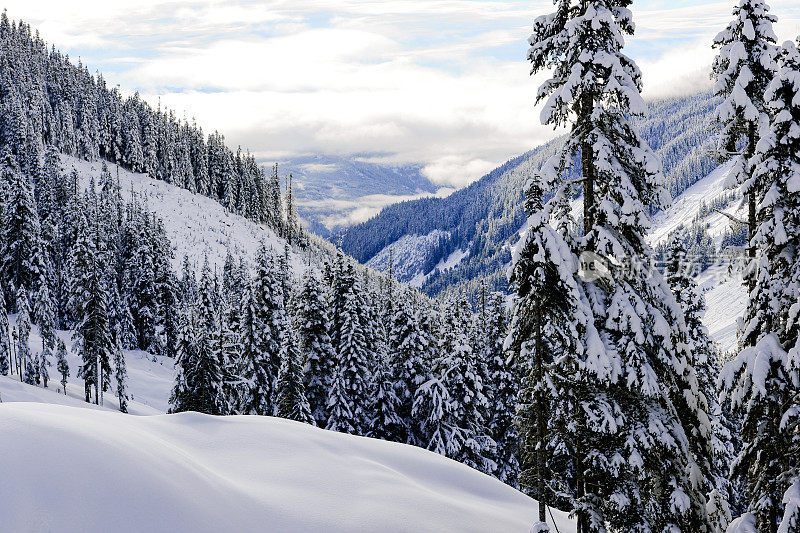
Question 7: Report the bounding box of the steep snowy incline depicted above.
[0,402,574,533]
[63,155,305,274]
[649,160,742,248]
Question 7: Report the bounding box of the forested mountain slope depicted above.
[280,154,441,237]
[342,92,720,300]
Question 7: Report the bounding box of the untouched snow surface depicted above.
[0,402,573,533]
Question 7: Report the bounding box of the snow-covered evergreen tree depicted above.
[275,324,314,425]
[484,291,518,486]
[665,239,733,532]
[297,268,335,427]
[0,150,43,304]
[527,2,716,530]
[56,338,69,395]
[388,299,429,445]
[0,295,10,375]
[16,289,35,385]
[240,245,285,415]
[437,294,495,475]
[70,215,113,403]
[168,289,225,416]
[368,334,404,442]
[412,373,459,457]
[720,38,800,533]
[326,266,370,435]
[113,338,128,413]
[712,0,778,274]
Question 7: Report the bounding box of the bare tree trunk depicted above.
[747,122,757,292]
[535,308,547,524]
[580,90,595,243]
[576,451,586,533]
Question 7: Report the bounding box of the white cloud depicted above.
[4,0,800,190]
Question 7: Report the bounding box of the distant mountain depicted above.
[279,154,444,237]
[340,92,721,301]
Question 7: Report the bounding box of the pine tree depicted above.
[720,38,800,533]
[484,291,518,486]
[326,267,370,435]
[665,239,733,532]
[388,299,429,444]
[438,294,495,475]
[70,216,113,403]
[276,324,314,425]
[16,289,35,385]
[113,339,129,413]
[528,2,716,530]
[239,245,284,415]
[712,0,778,282]
[168,302,225,415]
[0,150,43,304]
[56,338,69,395]
[0,295,10,375]
[412,373,459,457]
[368,342,404,442]
[326,364,356,434]
[297,268,335,427]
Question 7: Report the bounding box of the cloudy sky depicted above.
[7,0,800,188]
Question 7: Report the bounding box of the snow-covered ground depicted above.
[0,402,572,532]
[1,314,172,414]
[0,316,571,532]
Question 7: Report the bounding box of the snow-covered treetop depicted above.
[712,0,778,172]
[529,0,645,129]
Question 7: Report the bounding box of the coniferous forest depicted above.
[0,1,799,532]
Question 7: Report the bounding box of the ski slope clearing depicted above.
[0,402,573,533]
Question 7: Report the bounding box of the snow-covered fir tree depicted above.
[368,331,404,442]
[665,239,734,531]
[326,264,371,435]
[113,339,129,413]
[168,258,226,415]
[712,0,778,278]
[439,294,494,474]
[241,245,285,415]
[0,294,10,375]
[275,324,314,425]
[508,180,588,520]
[388,299,429,445]
[70,215,113,403]
[297,268,335,427]
[484,291,518,487]
[56,338,69,395]
[720,37,800,533]
[527,2,717,530]
[16,289,34,384]
[0,149,45,305]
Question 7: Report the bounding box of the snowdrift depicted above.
[0,402,573,533]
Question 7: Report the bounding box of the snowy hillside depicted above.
[63,155,306,276]
[646,160,748,355]
[0,400,572,533]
